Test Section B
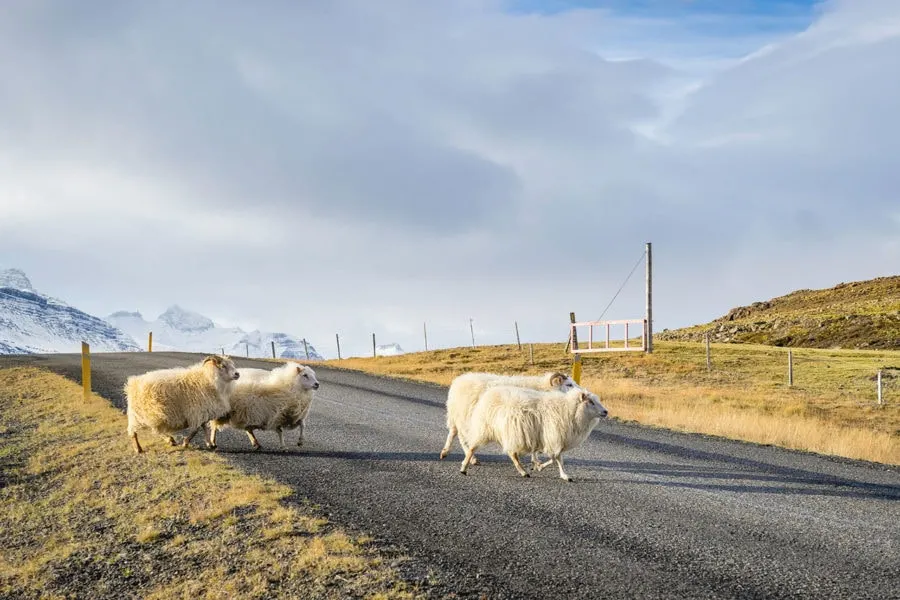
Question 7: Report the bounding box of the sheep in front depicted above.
[208,362,320,450]
[459,385,608,482]
[125,355,240,454]
[439,371,584,465]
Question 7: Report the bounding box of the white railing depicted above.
[569,319,648,353]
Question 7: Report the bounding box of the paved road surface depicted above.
[3,352,899,599]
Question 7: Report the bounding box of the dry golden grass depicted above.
[0,367,420,600]
[322,341,900,465]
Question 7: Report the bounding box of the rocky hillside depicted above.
[0,268,140,354]
[657,276,900,350]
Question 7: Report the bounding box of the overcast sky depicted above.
[1,0,898,357]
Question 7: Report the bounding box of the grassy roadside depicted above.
[0,367,421,600]
[321,341,899,466]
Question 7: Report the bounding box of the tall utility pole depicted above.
[645,241,653,353]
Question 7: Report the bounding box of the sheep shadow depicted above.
[216,443,900,500]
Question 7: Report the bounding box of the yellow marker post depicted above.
[81,342,91,402]
[148,331,153,352]
[572,353,582,385]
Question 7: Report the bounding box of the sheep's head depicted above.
[203,355,240,382]
[578,390,608,420]
[292,364,320,391]
[549,372,579,391]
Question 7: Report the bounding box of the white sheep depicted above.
[208,362,320,450]
[459,385,608,482]
[125,355,240,454]
[439,371,583,465]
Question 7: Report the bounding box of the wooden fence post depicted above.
[529,343,534,366]
[336,334,342,360]
[148,331,153,353]
[569,312,581,382]
[372,333,377,358]
[245,342,249,358]
[303,339,310,360]
[569,312,579,350]
[515,321,521,351]
[81,342,91,403]
[271,340,276,359]
[423,322,428,352]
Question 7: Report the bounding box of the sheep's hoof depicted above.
[207,444,217,451]
[459,469,468,476]
[470,456,479,465]
[167,437,177,447]
[297,440,304,447]
[522,473,530,478]
[252,444,261,451]
[563,477,574,483]
[439,450,448,460]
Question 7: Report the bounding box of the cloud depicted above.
[1,0,898,356]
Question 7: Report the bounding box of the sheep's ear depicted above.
[581,392,591,402]
[550,372,566,387]
[296,366,302,374]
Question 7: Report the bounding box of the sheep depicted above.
[125,355,240,454]
[208,362,320,450]
[459,385,608,482]
[439,371,584,466]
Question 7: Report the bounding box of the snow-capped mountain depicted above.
[375,343,405,356]
[107,305,323,360]
[0,268,141,354]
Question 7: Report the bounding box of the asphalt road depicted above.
[3,352,899,599]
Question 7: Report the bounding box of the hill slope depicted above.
[657,276,900,349]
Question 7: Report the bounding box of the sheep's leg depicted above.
[182,425,204,448]
[127,419,143,454]
[439,425,456,460]
[245,429,261,450]
[207,424,218,450]
[529,452,542,470]
[277,428,286,450]
[553,454,573,482]
[460,446,478,475]
[457,431,479,465]
[295,419,305,447]
[508,452,530,478]
[534,458,554,472]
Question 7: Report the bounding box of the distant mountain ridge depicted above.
[657,275,900,350]
[107,305,323,360]
[375,343,405,357]
[0,268,140,354]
